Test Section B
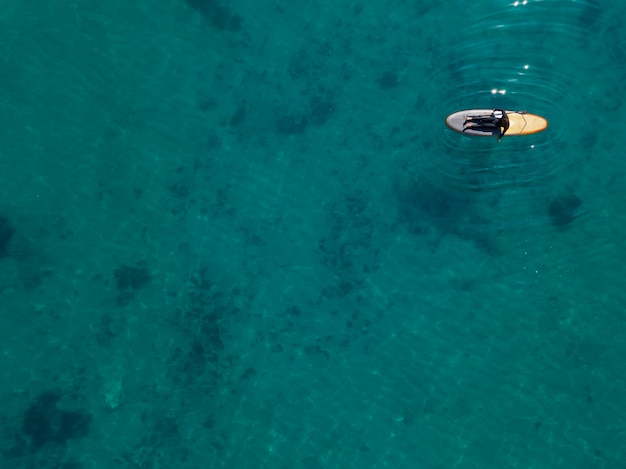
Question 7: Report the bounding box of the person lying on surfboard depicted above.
[463,109,510,141]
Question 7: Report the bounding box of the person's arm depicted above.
[497,115,510,141]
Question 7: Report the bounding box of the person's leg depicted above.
[464,118,496,128]
[464,114,495,126]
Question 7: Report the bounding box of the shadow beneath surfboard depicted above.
[394,169,501,255]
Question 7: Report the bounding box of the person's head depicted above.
[493,109,504,119]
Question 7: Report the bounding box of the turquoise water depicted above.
[0,0,625,467]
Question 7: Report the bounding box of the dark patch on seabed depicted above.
[395,172,500,254]
[317,190,380,296]
[0,216,15,257]
[113,261,152,306]
[2,389,90,467]
[185,0,242,31]
[21,391,91,449]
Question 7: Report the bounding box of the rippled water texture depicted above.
[440,0,601,157]
[402,0,618,248]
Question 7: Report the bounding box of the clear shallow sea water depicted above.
[0,0,625,467]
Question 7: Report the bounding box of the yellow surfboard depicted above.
[446,110,548,137]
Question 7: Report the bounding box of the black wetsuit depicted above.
[464,109,510,140]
